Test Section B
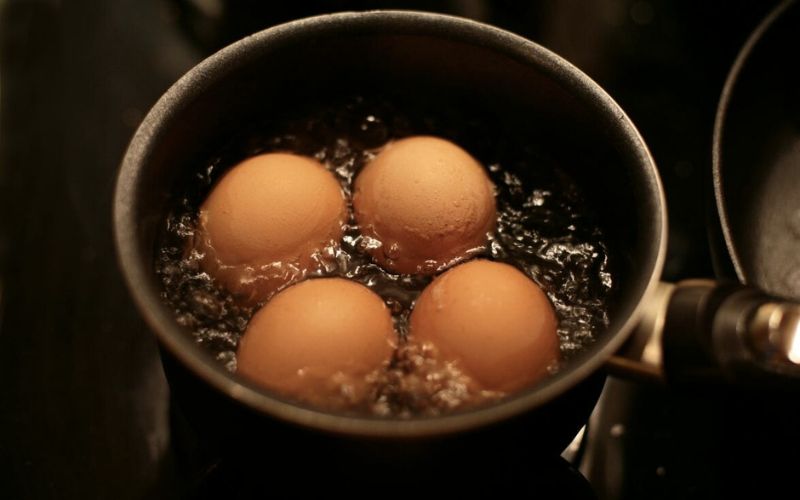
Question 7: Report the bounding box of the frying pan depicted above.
[113,10,800,469]
[714,0,800,302]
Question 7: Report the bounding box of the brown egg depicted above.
[236,278,396,406]
[353,136,496,274]
[409,260,559,393]
[194,153,346,304]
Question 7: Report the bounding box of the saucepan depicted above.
[113,9,800,472]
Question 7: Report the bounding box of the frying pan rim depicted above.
[113,10,667,438]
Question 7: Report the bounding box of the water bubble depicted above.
[530,189,548,207]
[353,114,388,148]
[422,260,438,274]
[489,239,506,259]
[383,242,401,260]
[400,276,416,287]
[332,138,350,161]
[217,351,237,372]
[334,158,356,180]
[503,171,523,196]
[359,235,383,252]
[190,290,223,317]
[386,298,404,315]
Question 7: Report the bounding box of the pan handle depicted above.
[607,280,800,388]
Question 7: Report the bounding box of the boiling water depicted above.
[157,95,614,416]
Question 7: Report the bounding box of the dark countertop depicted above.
[0,1,783,498]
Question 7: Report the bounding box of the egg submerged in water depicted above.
[353,136,496,274]
[193,153,346,304]
[409,259,560,393]
[236,278,396,407]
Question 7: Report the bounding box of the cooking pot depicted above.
[113,10,800,472]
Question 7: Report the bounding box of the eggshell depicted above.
[353,136,496,274]
[237,278,396,405]
[195,153,346,304]
[409,260,559,392]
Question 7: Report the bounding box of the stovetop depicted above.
[0,1,788,498]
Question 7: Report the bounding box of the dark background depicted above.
[0,0,784,498]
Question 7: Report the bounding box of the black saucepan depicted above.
[113,10,799,470]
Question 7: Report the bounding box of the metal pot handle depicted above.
[607,280,800,388]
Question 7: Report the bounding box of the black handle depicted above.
[662,281,800,389]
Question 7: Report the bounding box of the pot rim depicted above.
[113,10,667,438]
